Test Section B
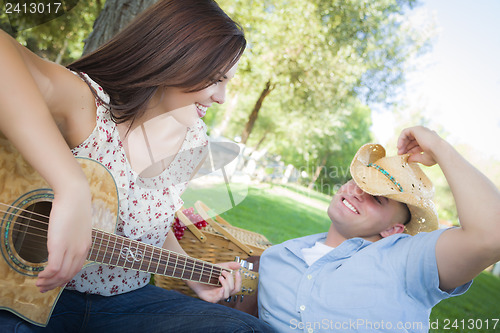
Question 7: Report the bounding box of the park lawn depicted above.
[216,185,331,244]
[182,183,500,332]
[429,272,500,332]
[182,182,332,244]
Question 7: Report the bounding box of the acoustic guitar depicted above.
[0,137,257,327]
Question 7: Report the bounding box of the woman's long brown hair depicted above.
[68,0,246,124]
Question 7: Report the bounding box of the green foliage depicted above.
[213,0,430,195]
[1,0,102,64]
[301,99,373,195]
[222,0,427,111]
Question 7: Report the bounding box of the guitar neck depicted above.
[88,229,225,286]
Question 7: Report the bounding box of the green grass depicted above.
[430,271,500,332]
[182,182,331,244]
[278,182,333,204]
[217,185,331,244]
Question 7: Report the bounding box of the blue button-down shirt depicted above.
[258,229,470,332]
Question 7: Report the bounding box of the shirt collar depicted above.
[285,233,373,263]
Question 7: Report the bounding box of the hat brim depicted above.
[350,144,438,235]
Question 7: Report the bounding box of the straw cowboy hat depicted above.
[350,143,438,235]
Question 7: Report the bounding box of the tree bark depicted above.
[253,131,269,152]
[240,80,273,144]
[82,0,158,55]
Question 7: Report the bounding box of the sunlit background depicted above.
[372,0,500,163]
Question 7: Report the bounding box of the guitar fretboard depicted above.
[88,229,224,285]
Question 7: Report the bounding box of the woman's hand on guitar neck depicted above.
[36,181,93,293]
[186,261,242,303]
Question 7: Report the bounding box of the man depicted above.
[258,126,500,332]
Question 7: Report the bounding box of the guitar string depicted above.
[88,241,222,285]
[3,226,225,285]
[0,202,54,221]
[89,232,224,283]
[0,203,227,275]
[0,207,50,247]
[0,206,225,278]
[0,204,224,274]
[0,200,229,277]
[0,208,228,283]
[90,230,227,282]
[2,228,225,285]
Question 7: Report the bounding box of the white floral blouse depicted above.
[66,73,208,296]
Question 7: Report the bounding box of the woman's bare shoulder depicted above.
[2,31,97,145]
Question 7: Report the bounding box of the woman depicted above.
[0,0,273,331]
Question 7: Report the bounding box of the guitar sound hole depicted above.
[12,201,51,264]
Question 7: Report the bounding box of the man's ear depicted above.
[380,224,405,238]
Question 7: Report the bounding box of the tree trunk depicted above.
[240,80,273,144]
[82,0,158,55]
[253,131,269,151]
[308,154,328,190]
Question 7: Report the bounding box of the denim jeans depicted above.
[0,285,275,332]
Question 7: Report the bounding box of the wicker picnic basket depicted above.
[154,200,272,297]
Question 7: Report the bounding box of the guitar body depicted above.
[0,136,119,326]
[0,136,259,327]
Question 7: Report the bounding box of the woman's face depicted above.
[157,61,239,126]
[125,62,239,175]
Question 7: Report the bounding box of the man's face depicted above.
[327,180,409,240]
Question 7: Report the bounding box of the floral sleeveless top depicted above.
[66,73,208,296]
